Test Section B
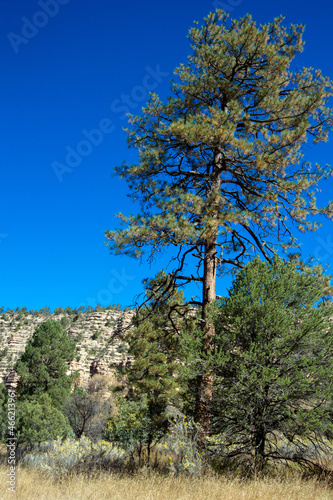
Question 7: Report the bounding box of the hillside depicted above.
[0,307,134,389]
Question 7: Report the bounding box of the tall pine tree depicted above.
[106,10,333,435]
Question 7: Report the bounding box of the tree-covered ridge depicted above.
[0,303,126,317]
[0,306,134,394]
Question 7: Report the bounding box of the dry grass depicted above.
[1,467,333,500]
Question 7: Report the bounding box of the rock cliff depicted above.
[0,307,134,389]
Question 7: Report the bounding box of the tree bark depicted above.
[254,426,266,473]
[196,158,221,442]
[197,239,217,438]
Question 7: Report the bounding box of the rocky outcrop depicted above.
[0,308,134,389]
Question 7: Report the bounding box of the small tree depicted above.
[16,394,70,448]
[15,320,77,409]
[122,272,190,398]
[207,257,333,472]
[105,395,168,465]
[111,272,193,463]
[63,380,113,442]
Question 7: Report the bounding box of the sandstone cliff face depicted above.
[0,308,134,389]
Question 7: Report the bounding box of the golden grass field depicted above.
[1,467,333,500]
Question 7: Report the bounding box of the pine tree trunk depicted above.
[196,157,221,442]
[254,427,266,474]
[197,239,217,441]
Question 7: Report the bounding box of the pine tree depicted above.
[16,394,70,447]
[208,257,333,472]
[111,272,192,463]
[106,10,333,435]
[15,319,77,409]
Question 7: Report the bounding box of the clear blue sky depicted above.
[1,0,333,311]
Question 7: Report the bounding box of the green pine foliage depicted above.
[116,272,192,403]
[104,395,168,463]
[16,394,70,447]
[207,257,333,472]
[106,8,333,289]
[109,272,194,462]
[15,319,78,409]
[106,8,333,432]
